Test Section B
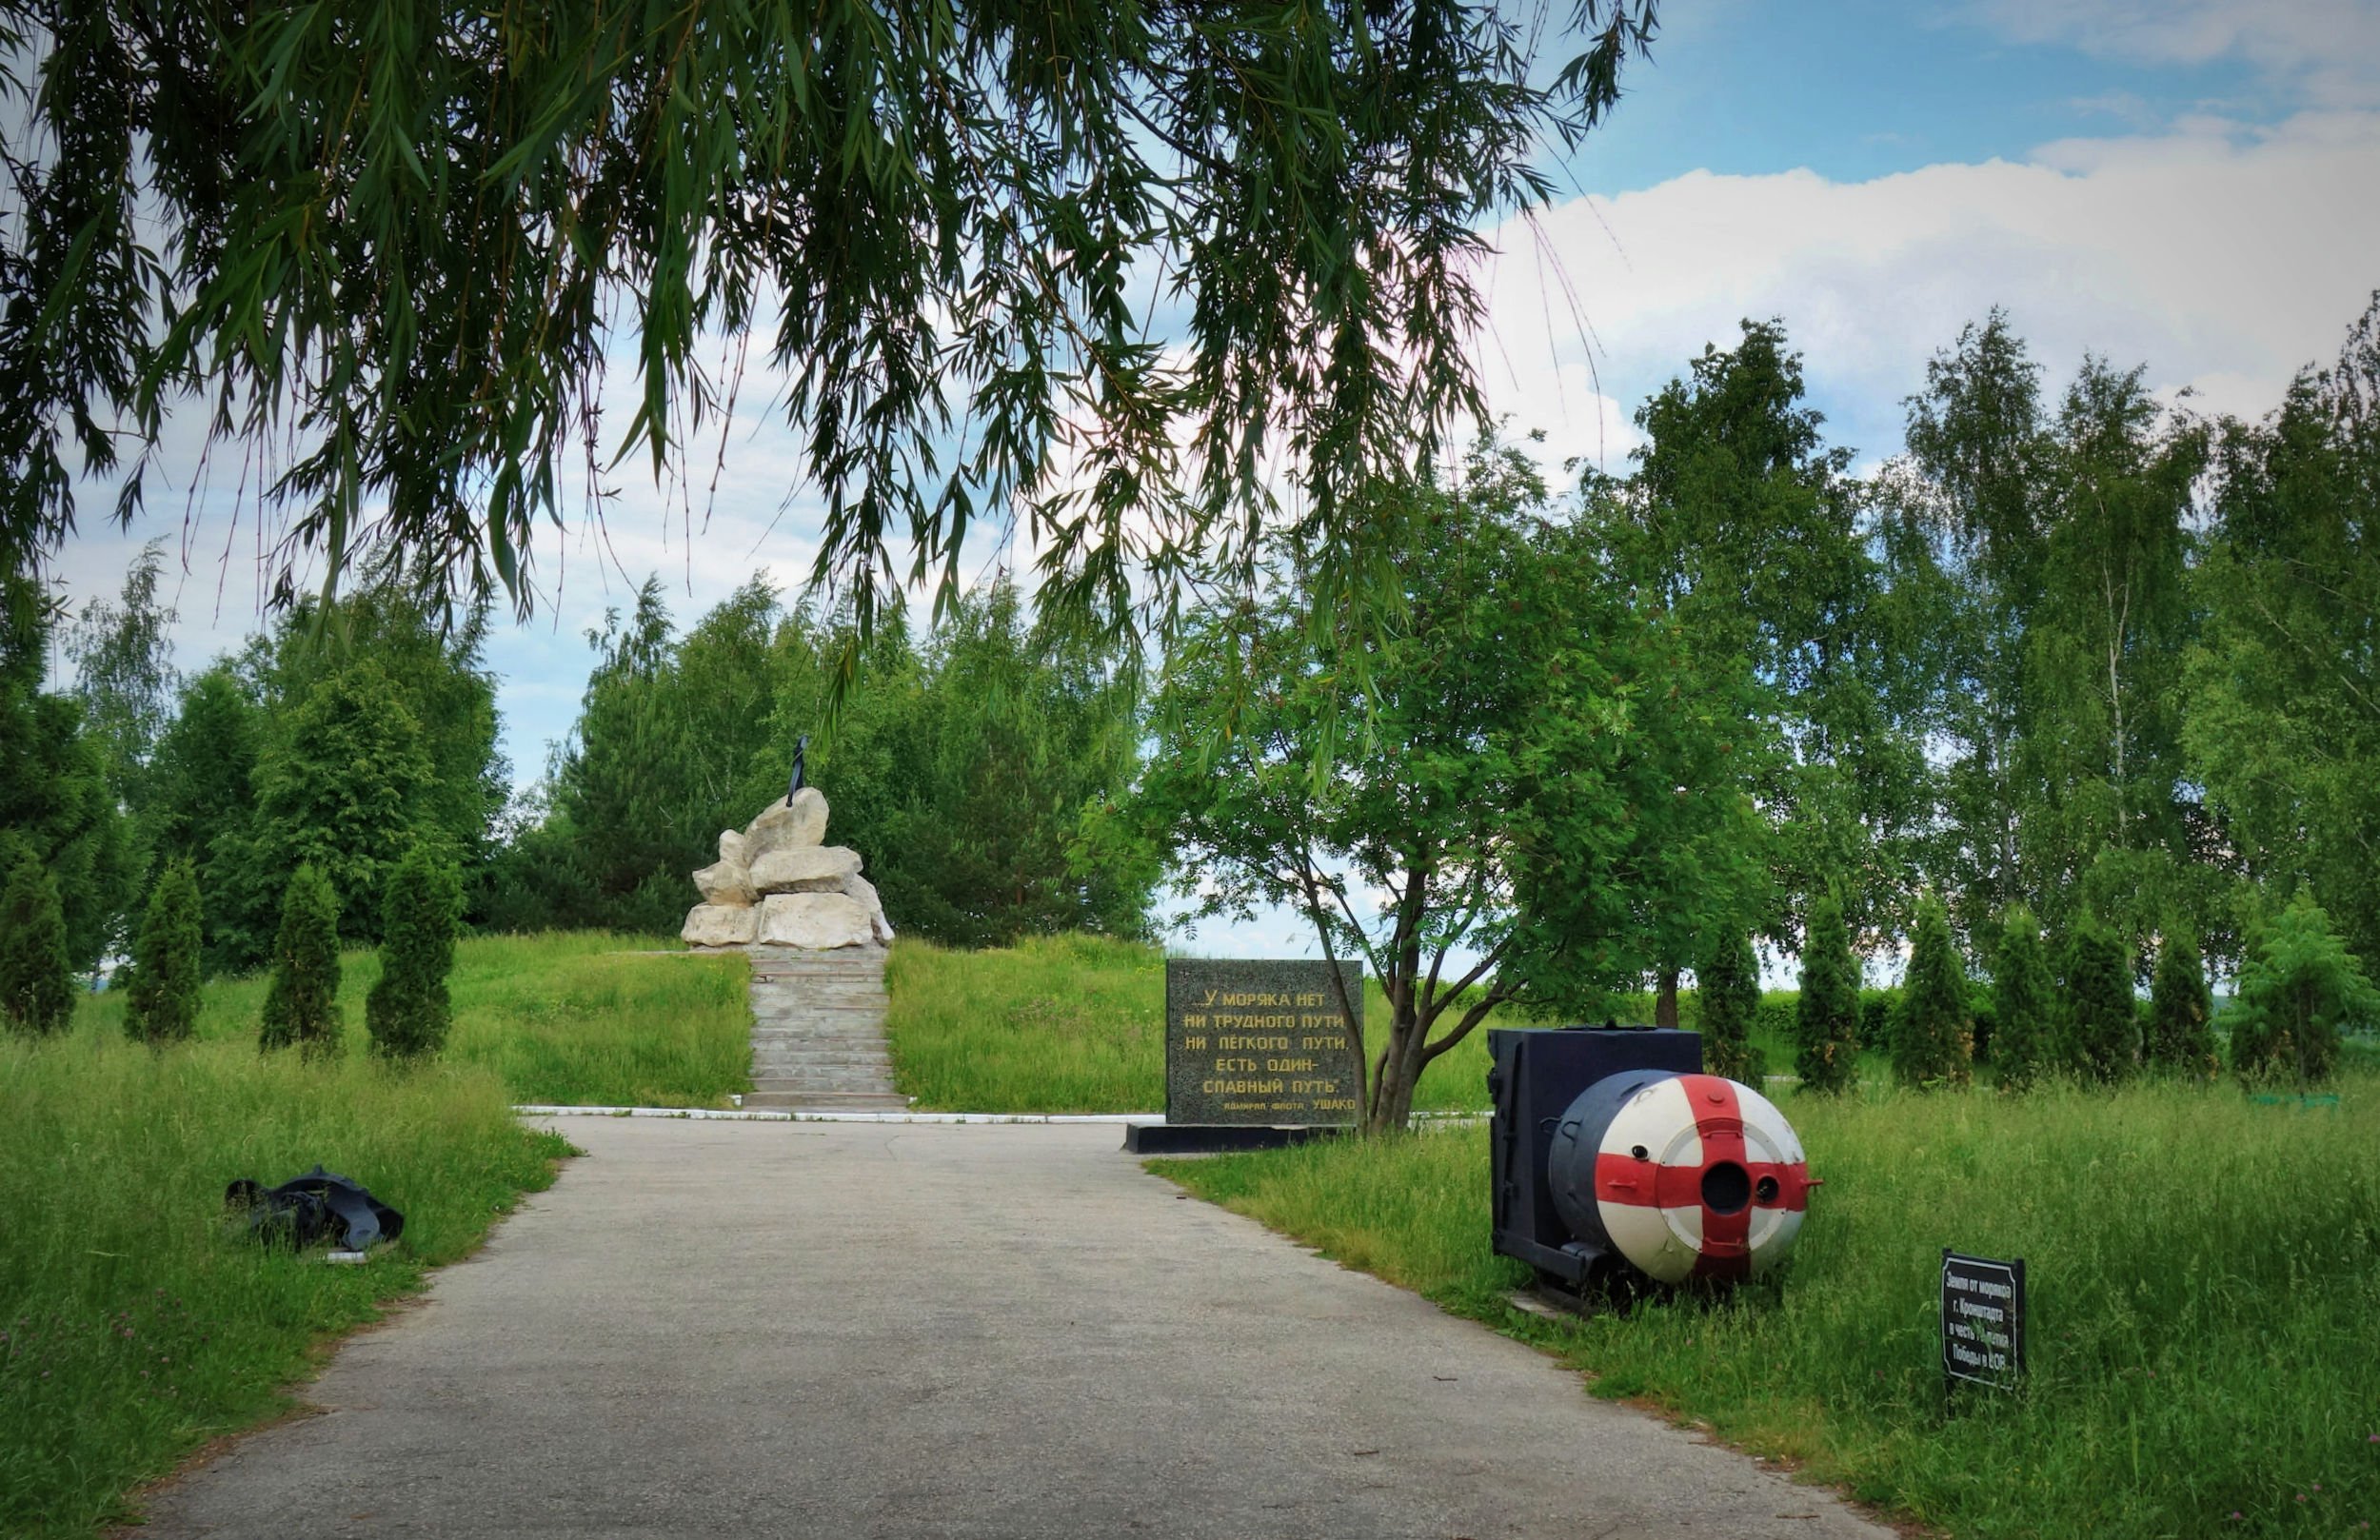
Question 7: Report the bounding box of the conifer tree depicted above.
[260,864,342,1057]
[2227,890,2380,1087]
[1991,906,2055,1092]
[0,853,75,1037]
[126,858,204,1045]
[1795,896,1860,1094]
[1698,929,1766,1085]
[2060,911,2136,1082]
[1894,895,1973,1088]
[2145,928,2217,1078]
[367,845,461,1059]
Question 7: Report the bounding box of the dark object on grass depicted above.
[785,733,809,804]
[225,1166,405,1251]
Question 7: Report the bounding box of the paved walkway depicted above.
[138,1121,1891,1540]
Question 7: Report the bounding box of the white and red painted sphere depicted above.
[1548,1072,1814,1284]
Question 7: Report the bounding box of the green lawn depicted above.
[886,933,1556,1114]
[0,1034,572,1538]
[73,931,749,1108]
[1155,1073,2380,1540]
[3,930,750,1536]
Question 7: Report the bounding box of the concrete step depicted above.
[742,1090,909,1112]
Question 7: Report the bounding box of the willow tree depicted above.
[0,1,1657,648]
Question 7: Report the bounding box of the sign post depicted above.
[1940,1250,2027,1407]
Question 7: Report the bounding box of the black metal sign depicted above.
[1940,1250,2026,1395]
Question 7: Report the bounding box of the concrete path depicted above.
[137,1121,1892,1540]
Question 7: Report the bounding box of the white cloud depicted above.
[1973,0,2380,108]
[1476,109,2380,464]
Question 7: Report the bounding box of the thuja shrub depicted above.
[1892,896,1972,1088]
[1795,896,1859,1094]
[2144,928,2217,1079]
[260,863,343,1057]
[367,845,462,1060]
[1697,929,1765,1084]
[126,859,205,1046]
[2060,912,2136,1083]
[1991,905,2055,1092]
[0,853,75,1037]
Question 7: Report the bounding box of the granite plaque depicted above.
[1941,1250,2027,1396]
[1164,958,1363,1127]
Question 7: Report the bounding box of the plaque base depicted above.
[1122,1123,1351,1155]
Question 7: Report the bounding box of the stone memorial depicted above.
[1122,958,1362,1153]
[680,785,894,951]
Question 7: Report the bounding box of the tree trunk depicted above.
[1656,968,1680,1028]
[1366,990,1427,1135]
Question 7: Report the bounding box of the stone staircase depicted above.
[742,945,907,1113]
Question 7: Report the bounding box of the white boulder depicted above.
[744,787,828,859]
[749,845,863,894]
[681,903,762,948]
[758,892,875,949]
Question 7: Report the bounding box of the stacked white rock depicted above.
[680,787,895,950]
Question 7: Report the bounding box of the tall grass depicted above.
[1157,1075,2380,1540]
[0,1034,571,1537]
[72,933,748,1107]
[886,934,1537,1113]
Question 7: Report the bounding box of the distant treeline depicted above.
[5,294,2378,988]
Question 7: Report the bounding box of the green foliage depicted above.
[1159,1074,2380,1540]
[1130,440,1770,1131]
[2145,928,2218,1078]
[2186,298,2380,969]
[1855,989,1897,1059]
[2059,911,2137,1082]
[64,542,181,890]
[1610,319,1931,946]
[1891,896,1972,1087]
[125,858,204,1046]
[516,574,1153,945]
[0,0,1657,656]
[1793,896,1859,1093]
[146,665,266,971]
[0,853,74,1037]
[366,846,462,1060]
[0,574,133,974]
[259,864,342,1057]
[1991,904,2056,1091]
[0,1030,565,1539]
[1696,931,1766,1084]
[2227,889,2380,1087]
[67,931,749,1109]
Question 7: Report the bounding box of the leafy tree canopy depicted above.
[0,0,1657,656]
[1127,437,1770,1132]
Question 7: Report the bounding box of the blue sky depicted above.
[43,0,2380,958]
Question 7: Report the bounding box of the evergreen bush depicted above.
[2145,929,2217,1078]
[0,853,75,1037]
[1794,897,1859,1094]
[2227,889,2380,1087]
[2060,911,2136,1082]
[260,863,343,1057]
[1893,896,1973,1088]
[1990,905,2055,1091]
[1856,988,1897,1057]
[1697,930,1765,1084]
[126,858,204,1045]
[367,845,461,1059]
